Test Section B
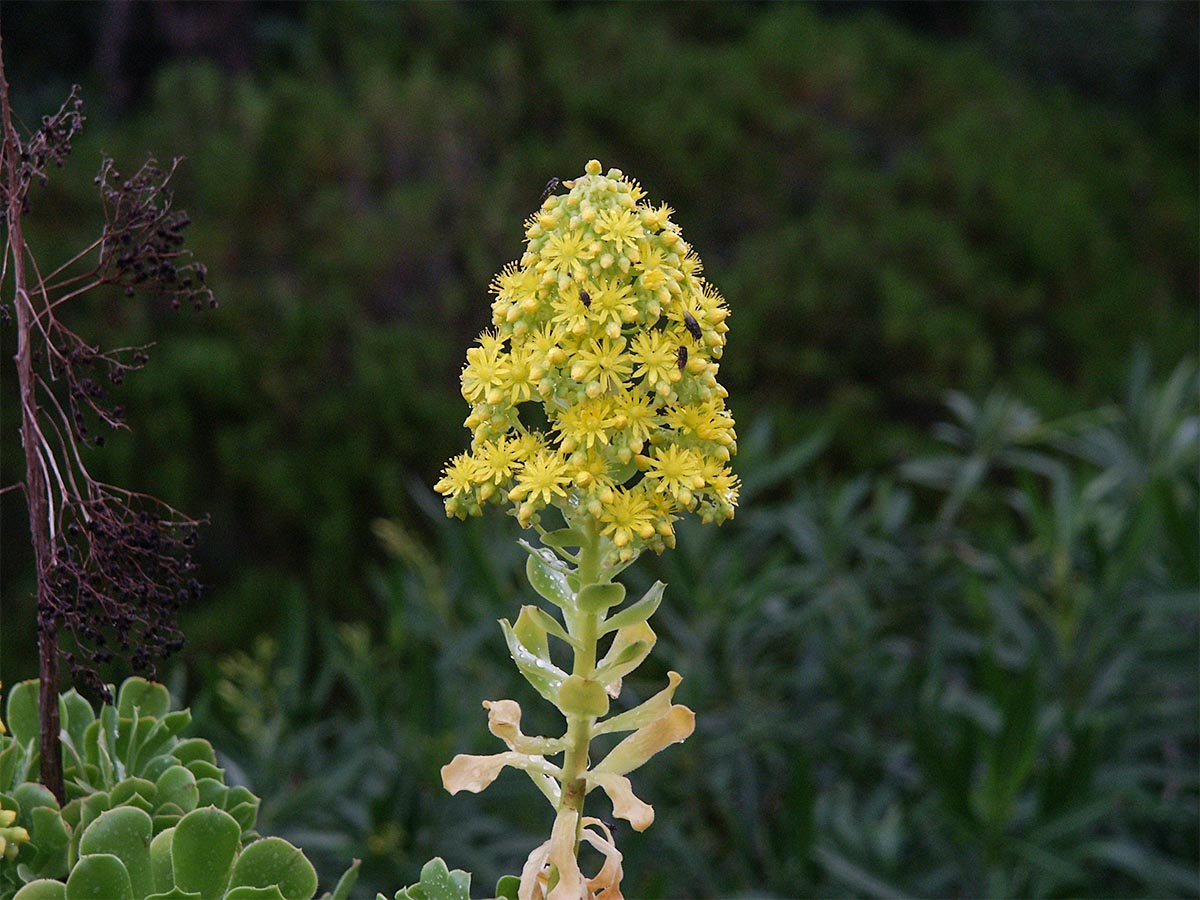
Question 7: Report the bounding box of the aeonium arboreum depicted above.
[435,160,737,899]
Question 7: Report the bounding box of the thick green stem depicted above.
[557,518,604,847]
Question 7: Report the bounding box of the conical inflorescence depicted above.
[436,159,738,558]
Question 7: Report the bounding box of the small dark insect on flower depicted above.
[579,289,591,308]
[683,310,702,341]
[539,177,562,205]
[677,345,688,372]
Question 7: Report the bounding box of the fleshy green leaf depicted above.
[7,680,40,745]
[161,711,192,737]
[77,806,154,898]
[117,679,171,721]
[13,880,68,900]
[150,828,175,893]
[156,766,200,814]
[231,837,319,900]
[170,739,217,768]
[13,781,58,814]
[224,888,287,900]
[65,854,133,900]
[60,690,95,753]
[494,875,520,900]
[524,552,574,609]
[171,807,241,898]
[577,582,625,613]
[394,857,471,900]
[28,804,72,875]
[109,777,156,811]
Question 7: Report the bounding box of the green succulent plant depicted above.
[0,679,263,899]
[12,805,317,900]
[385,858,518,900]
[3,678,259,846]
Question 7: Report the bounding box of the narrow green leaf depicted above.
[520,605,575,647]
[600,582,665,635]
[540,528,585,550]
[499,620,566,705]
[320,859,361,900]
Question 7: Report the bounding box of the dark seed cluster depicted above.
[96,157,215,313]
[45,495,200,702]
[0,86,83,211]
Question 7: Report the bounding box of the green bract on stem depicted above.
[442,517,692,899]
[436,160,735,899]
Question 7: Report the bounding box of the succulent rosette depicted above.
[436,159,737,560]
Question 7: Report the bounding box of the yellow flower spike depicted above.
[436,160,737,895]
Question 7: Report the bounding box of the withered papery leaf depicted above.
[581,817,625,900]
[547,807,584,900]
[485,699,568,754]
[442,751,561,795]
[586,772,655,831]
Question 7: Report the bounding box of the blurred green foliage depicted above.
[0,4,1196,897]
[2,3,1195,660]
[187,359,1197,898]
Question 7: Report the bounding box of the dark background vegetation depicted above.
[2,3,1197,897]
